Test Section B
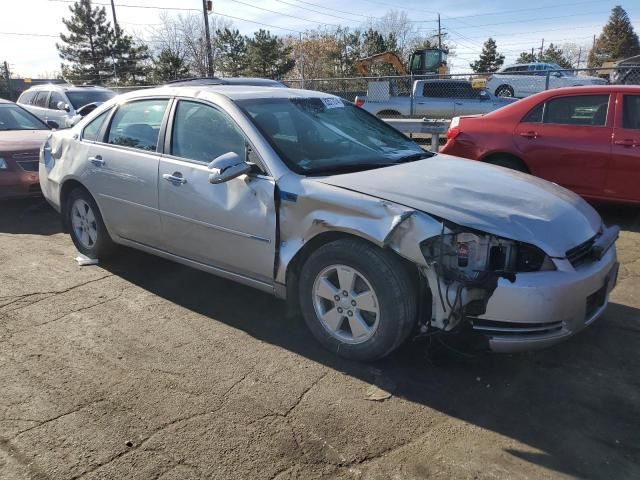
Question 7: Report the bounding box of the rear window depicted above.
[543,95,609,126]
[422,83,449,98]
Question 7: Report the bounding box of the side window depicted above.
[19,90,36,104]
[107,99,169,151]
[34,91,49,108]
[48,92,66,110]
[83,110,111,142]
[522,103,544,123]
[622,95,640,129]
[450,83,478,99]
[544,95,610,126]
[422,83,447,98]
[171,101,246,163]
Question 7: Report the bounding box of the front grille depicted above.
[566,235,596,267]
[16,160,39,172]
[471,318,563,336]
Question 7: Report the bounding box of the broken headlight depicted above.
[515,243,556,272]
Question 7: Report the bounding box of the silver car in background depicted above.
[39,85,619,361]
[18,84,116,128]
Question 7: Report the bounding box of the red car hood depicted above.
[0,129,50,152]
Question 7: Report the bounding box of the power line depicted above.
[48,0,199,11]
[273,0,365,23]
[224,0,340,27]
[286,0,373,20]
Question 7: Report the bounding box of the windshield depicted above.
[0,104,47,131]
[66,90,116,109]
[237,97,428,175]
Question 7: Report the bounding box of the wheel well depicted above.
[483,153,530,173]
[284,231,421,305]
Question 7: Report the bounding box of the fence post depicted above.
[545,70,551,91]
[409,73,414,116]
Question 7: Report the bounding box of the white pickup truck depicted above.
[356,79,517,118]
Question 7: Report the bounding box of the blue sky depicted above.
[0,0,638,76]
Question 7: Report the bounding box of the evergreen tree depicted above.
[470,38,504,73]
[539,43,573,69]
[245,30,295,79]
[57,0,113,83]
[361,28,388,57]
[57,0,150,84]
[517,51,538,64]
[152,48,189,82]
[588,6,640,67]
[213,28,248,77]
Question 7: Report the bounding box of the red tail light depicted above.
[354,96,365,108]
[447,127,461,140]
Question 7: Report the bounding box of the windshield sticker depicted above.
[321,97,344,109]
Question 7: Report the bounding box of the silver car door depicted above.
[82,98,170,248]
[158,99,276,284]
[46,91,69,128]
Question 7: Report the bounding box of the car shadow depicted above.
[0,197,62,235]
[100,246,640,480]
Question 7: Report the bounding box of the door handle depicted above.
[162,172,187,184]
[88,155,104,166]
[519,131,539,139]
[614,139,637,147]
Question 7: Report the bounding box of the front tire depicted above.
[65,187,114,259]
[486,155,529,173]
[495,85,514,97]
[298,238,417,361]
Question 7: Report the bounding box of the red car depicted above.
[441,85,640,205]
[0,99,53,199]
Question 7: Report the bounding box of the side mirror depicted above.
[208,151,251,184]
[57,101,70,112]
[552,72,563,78]
[76,103,99,117]
[46,120,59,130]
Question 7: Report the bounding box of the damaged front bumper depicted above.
[472,246,618,353]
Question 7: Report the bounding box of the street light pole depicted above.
[110,0,119,36]
[202,0,214,77]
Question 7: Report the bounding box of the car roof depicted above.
[24,84,113,92]
[539,85,640,94]
[116,85,337,102]
[165,77,286,87]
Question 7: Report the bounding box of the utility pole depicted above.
[576,46,582,69]
[299,32,304,89]
[202,0,214,77]
[539,38,544,58]
[437,14,442,51]
[110,0,119,36]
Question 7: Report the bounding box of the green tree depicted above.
[56,0,113,83]
[245,29,295,79]
[539,43,573,69]
[588,5,640,67]
[517,51,538,64]
[111,33,150,84]
[214,28,248,77]
[57,0,150,84]
[361,28,388,57]
[152,48,188,82]
[470,37,505,73]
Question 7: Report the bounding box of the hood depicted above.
[317,155,601,257]
[0,129,50,152]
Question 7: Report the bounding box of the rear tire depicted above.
[486,155,528,173]
[298,238,417,361]
[495,85,514,98]
[65,187,114,259]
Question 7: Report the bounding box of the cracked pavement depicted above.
[1,198,639,480]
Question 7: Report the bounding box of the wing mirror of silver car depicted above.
[57,101,71,112]
[208,151,252,184]
[46,120,59,130]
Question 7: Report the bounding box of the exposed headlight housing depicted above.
[0,157,8,170]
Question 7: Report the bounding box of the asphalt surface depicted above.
[1,198,639,480]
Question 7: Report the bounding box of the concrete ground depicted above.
[0,198,638,480]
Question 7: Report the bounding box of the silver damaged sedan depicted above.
[39,86,620,361]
